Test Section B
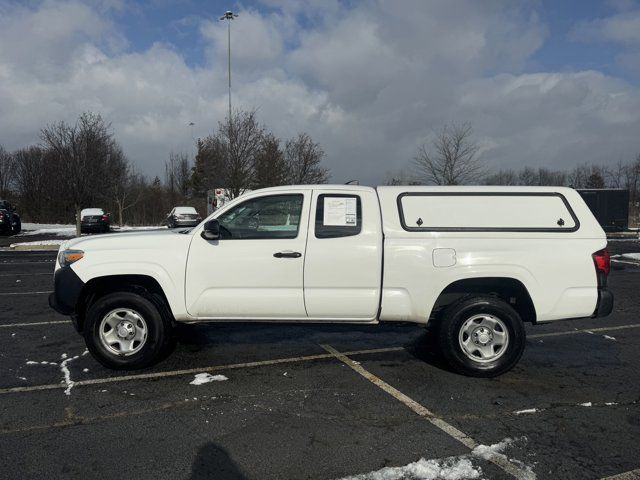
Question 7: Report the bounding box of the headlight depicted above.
[58,249,84,267]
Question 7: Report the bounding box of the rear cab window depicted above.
[315,194,362,238]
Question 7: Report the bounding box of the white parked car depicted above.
[164,206,201,228]
[49,185,612,376]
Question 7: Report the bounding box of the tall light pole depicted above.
[219,10,238,122]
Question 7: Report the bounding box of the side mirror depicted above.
[201,219,220,240]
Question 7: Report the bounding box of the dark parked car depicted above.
[165,206,201,228]
[0,200,21,235]
[80,208,111,233]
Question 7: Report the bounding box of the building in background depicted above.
[577,189,629,232]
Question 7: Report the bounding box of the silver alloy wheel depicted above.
[458,314,509,363]
[99,308,148,356]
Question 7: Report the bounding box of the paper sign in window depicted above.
[323,197,357,226]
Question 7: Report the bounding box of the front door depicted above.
[186,192,310,319]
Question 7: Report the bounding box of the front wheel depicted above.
[84,291,175,370]
[437,296,525,377]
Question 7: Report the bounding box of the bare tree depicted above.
[483,169,518,186]
[384,168,421,185]
[41,112,116,235]
[284,133,330,184]
[13,146,48,220]
[192,136,227,197]
[0,145,15,198]
[253,133,286,189]
[413,123,483,185]
[225,110,264,198]
[569,164,609,189]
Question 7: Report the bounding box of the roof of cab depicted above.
[248,184,376,194]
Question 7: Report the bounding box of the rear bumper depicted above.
[593,288,614,318]
[80,223,109,232]
[173,220,199,227]
[48,266,85,316]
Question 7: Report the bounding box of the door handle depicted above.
[273,251,302,258]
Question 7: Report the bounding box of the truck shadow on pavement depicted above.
[189,442,248,480]
[172,322,455,373]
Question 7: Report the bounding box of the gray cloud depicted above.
[0,0,639,186]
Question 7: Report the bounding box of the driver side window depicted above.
[217,194,304,239]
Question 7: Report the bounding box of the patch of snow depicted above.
[26,349,88,395]
[10,239,66,247]
[190,373,229,385]
[579,402,592,407]
[603,335,616,341]
[514,408,540,415]
[339,438,534,480]
[471,438,516,461]
[585,330,594,335]
[339,456,481,480]
[605,402,618,406]
[19,223,75,237]
[80,208,104,218]
[112,225,167,231]
[83,368,89,372]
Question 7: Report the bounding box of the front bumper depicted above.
[593,288,614,318]
[48,266,85,316]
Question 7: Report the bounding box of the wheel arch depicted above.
[75,274,174,332]
[429,277,537,325]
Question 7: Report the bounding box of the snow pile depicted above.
[190,373,228,385]
[339,438,534,480]
[19,223,75,237]
[339,457,480,480]
[10,239,65,247]
[603,335,616,341]
[19,223,167,237]
[113,225,167,231]
[611,253,640,264]
[471,438,516,460]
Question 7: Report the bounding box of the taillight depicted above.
[593,249,610,286]
[101,215,109,221]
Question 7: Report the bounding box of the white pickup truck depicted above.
[50,185,613,376]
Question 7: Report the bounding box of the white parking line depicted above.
[529,323,640,339]
[0,273,52,277]
[0,346,403,395]
[0,261,54,265]
[601,468,640,479]
[320,344,533,480]
[0,320,71,328]
[0,291,52,296]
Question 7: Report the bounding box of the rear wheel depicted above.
[437,296,525,377]
[84,291,175,370]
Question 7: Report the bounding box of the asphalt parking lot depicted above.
[0,241,639,480]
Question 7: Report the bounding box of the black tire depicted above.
[84,291,175,370]
[437,296,525,377]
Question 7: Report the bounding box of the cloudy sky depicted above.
[0,0,639,184]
